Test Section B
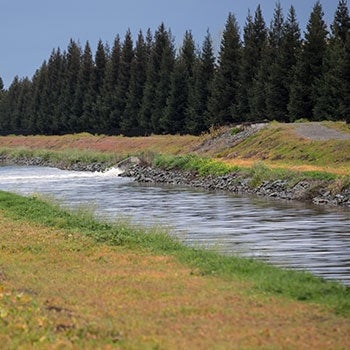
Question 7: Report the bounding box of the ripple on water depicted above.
[0,165,349,285]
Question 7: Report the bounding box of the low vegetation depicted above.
[218,122,350,176]
[0,191,349,314]
[0,191,350,348]
[1,121,349,180]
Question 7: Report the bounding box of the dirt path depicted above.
[294,122,350,141]
[1,213,349,349]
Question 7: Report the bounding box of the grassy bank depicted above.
[217,122,350,176]
[0,191,350,349]
[1,191,349,314]
[1,143,348,192]
[0,121,349,180]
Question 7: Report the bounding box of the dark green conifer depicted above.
[73,41,95,132]
[121,31,148,135]
[186,30,215,134]
[45,48,65,133]
[163,31,196,134]
[238,6,267,120]
[94,40,107,95]
[15,77,32,133]
[265,2,289,121]
[30,63,50,133]
[61,39,81,133]
[288,1,328,121]
[163,57,188,134]
[140,23,174,134]
[98,35,121,132]
[314,0,350,121]
[207,13,241,125]
[247,5,268,121]
[331,0,350,44]
[341,33,350,123]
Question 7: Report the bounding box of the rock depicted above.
[2,155,349,207]
[121,164,350,208]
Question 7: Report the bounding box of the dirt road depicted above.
[294,122,350,141]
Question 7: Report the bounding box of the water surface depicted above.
[0,165,349,285]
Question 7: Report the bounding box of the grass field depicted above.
[0,122,350,348]
[0,121,349,177]
[0,191,350,349]
[218,122,350,176]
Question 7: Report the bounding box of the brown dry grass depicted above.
[218,123,350,176]
[1,213,349,349]
[0,133,198,156]
[1,122,349,177]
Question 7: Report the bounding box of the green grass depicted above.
[0,190,349,316]
[224,122,350,168]
[152,153,342,188]
[0,147,119,167]
[153,153,239,176]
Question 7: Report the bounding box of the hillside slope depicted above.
[0,122,349,176]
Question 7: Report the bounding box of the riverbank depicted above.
[2,152,350,208]
[0,121,349,207]
[122,160,350,207]
[0,191,349,349]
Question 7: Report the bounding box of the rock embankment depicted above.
[122,164,350,207]
[0,155,110,172]
[2,155,349,207]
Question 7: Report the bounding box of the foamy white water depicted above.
[0,165,123,183]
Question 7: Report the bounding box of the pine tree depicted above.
[30,62,50,134]
[61,39,81,133]
[4,76,21,133]
[110,29,134,133]
[152,29,175,133]
[247,5,268,121]
[15,77,32,133]
[341,32,350,123]
[264,3,301,122]
[0,77,7,133]
[163,31,196,134]
[0,76,5,132]
[238,6,267,120]
[332,0,350,44]
[207,13,241,125]
[45,48,65,133]
[186,30,215,134]
[265,2,289,121]
[98,35,121,132]
[91,39,107,132]
[121,30,148,135]
[277,6,301,122]
[93,40,107,95]
[288,1,328,121]
[163,57,189,134]
[140,23,174,134]
[73,41,95,132]
[314,0,350,121]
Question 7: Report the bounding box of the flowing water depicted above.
[1,165,349,285]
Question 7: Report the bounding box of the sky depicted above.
[0,0,341,88]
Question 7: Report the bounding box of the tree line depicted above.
[0,0,349,136]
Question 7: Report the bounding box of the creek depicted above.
[1,165,349,285]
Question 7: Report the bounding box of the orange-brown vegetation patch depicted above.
[0,133,199,156]
[0,213,349,349]
[221,158,350,176]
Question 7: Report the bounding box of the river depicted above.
[0,165,349,285]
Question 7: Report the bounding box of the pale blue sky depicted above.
[0,0,341,88]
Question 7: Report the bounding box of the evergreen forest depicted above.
[0,1,349,136]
